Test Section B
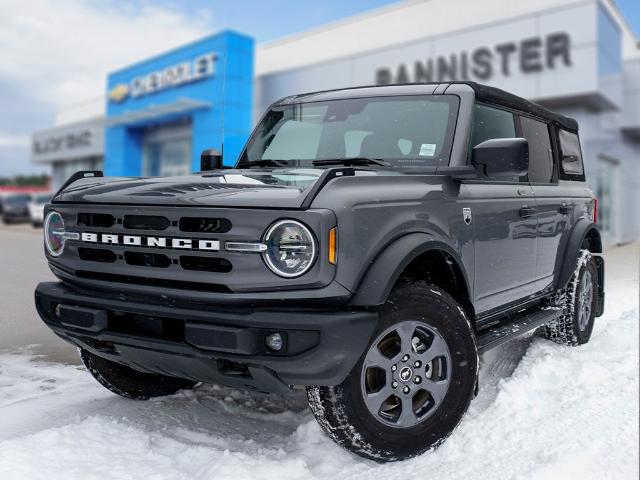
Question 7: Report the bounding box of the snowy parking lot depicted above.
[0,226,638,479]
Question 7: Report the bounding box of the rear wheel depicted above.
[545,249,598,346]
[80,349,197,400]
[307,282,478,461]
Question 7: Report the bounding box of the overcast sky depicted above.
[0,0,638,177]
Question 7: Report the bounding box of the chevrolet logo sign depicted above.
[80,233,219,251]
[109,84,129,103]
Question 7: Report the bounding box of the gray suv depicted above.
[35,82,604,462]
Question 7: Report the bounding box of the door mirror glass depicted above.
[200,148,223,171]
[472,138,529,178]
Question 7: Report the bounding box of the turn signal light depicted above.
[593,198,598,224]
[328,227,337,265]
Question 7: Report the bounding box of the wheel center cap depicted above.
[399,366,413,382]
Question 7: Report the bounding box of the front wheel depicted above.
[80,349,197,400]
[307,282,478,462]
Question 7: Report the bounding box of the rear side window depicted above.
[519,116,554,183]
[558,130,584,178]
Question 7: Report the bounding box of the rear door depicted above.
[462,104,538,315]
[518,116,569,292]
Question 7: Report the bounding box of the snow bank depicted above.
[0,249,637,479]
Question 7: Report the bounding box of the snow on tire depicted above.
[545,249,599,346]
[306,282,478,462]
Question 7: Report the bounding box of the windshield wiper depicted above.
[245,159,290,168]
[312,157,391,167]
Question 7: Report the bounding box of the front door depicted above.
[462,183,538,314]
[463,104,538,315]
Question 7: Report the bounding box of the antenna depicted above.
[220,52,227,165]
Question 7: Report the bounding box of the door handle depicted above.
[519,206,537,218]
[558,203,570,214]
[517,188,530,196]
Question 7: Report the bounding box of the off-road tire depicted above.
[544,249,598,346]
[80,349,197,400]
[306,282,478,462]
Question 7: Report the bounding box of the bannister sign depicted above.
[109,52,219,103]
[375,32,572,85]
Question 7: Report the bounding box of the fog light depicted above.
[54,304,61,319]
[265,332,283,351]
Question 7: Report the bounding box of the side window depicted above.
[470,104,516,149]
[520,116,554,183]
[469,104,519,181]
[558,130,584,178]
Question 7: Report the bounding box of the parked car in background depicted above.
[1,193,32,224]
[28,193,53,227]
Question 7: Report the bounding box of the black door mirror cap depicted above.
[200,148,224,172]
[472,138,529,178]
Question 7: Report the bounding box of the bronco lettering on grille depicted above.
[80,232,220,251]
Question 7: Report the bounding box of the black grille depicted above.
[179,217,231,233]
[77,213,114,228]
[77,248,117,263]
[123,215,170,230]
[124,251,171,268]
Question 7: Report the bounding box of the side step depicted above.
[477,308,559,354]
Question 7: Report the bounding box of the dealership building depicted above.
[31,0,639,245]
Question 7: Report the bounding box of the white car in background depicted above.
[28,193,52,227]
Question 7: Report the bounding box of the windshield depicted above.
[239,95,459,168]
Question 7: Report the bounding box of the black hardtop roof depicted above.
[277,81,578,132]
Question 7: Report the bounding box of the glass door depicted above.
[143,123,192,177]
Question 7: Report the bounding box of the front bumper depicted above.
[35,282,378,393]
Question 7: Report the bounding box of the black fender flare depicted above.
[554,219,602,290]
[348,233,471,307]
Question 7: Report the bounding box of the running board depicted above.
[477,308,559,354]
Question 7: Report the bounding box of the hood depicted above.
[53,169,326,209]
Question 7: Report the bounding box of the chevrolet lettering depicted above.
[36,82,604,462]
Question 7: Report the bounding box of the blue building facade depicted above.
[105,30,253,176]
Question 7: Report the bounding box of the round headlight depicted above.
[263,220,316,278]
[44,211,65,257]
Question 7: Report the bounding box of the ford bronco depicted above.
[35,81,604,461]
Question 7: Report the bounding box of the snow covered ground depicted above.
[0,243,638,479]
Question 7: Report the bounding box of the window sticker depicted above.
[419,143,436,157]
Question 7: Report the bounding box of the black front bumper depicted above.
[35,282,378,393]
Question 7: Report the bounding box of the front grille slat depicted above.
[180,256,232,273]
[123,215,170,231]
[179,217,231,233]
[78,247,117,263]
[76,270,231,293]
[124,251,171,268]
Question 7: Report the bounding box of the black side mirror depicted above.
[472,138,529,178]
[200,148,223,171]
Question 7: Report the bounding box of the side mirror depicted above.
[472,138,529,178]
[200,148,223,171]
